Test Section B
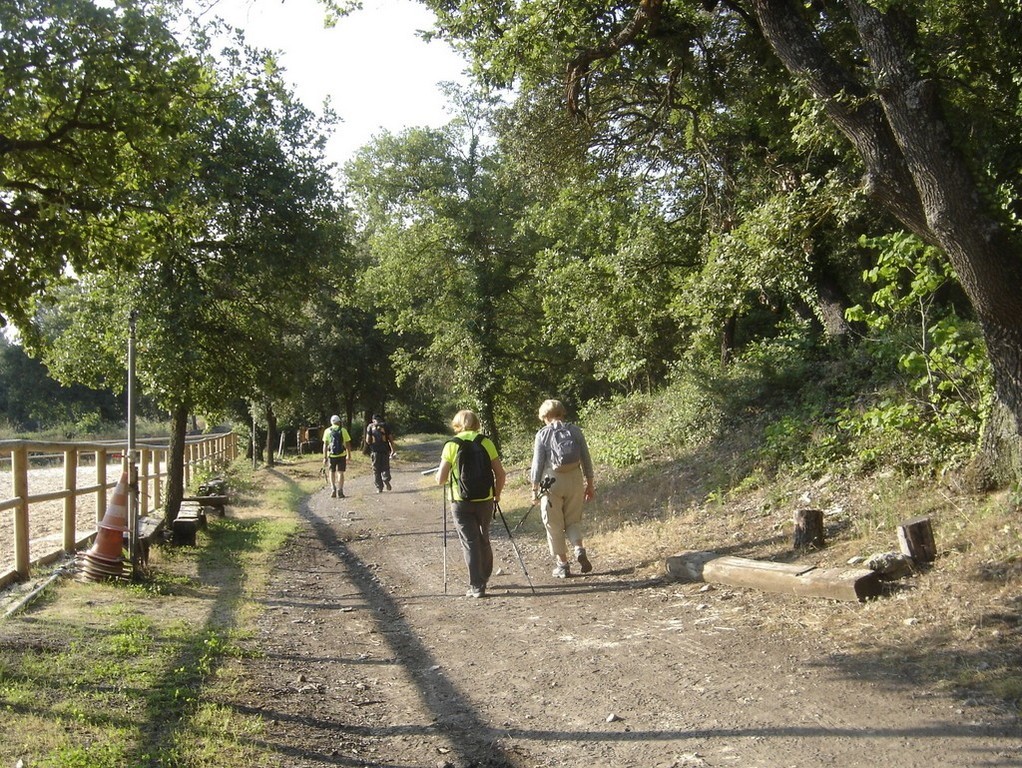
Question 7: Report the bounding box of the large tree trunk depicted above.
[813,262,858,341]
[750,0,1022,486]
[165,402,188,523]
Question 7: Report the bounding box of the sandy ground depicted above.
[0,464,117,569]
[232,452,1022,768]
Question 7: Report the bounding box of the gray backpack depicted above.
[549,423,581,467]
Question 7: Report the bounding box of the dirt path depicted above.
[237,451,1022,768]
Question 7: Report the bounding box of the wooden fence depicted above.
[0,432,238,588]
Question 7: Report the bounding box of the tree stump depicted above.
[793,509,825,551]
[897,516,936,562]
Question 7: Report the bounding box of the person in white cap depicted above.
[323,415,353,498]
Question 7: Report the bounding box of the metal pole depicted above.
[514,476,555,532]
[127,310,139,575]
[442,485,448,594]
[495,502,536,594]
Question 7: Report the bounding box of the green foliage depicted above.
[421,0,1022,485]
[571,312,988,486]
[0,336,135,433]
[345,113,558,444]
[21,16,347,432]
[841,232,992,466]
[580,371,726,468]
[0,0,208,328]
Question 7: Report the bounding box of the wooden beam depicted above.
[665,550,884,602]
[897,516,936,562]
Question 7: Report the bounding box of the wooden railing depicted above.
[0,432,238,588]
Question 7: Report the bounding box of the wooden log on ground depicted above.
[665,550,884,602]
[897,516,936,563]
[793,508,825,551]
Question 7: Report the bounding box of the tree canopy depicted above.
[418,0,1022,483]
[0,0,212,328]
[5,0,1022,494]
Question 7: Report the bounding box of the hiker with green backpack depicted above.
[530,399,596,578]
[323,415,353,498]
[435,409,506,598]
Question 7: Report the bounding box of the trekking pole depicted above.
[442,485,448,594]
[495,501,536,594]
[514,476,555,531]
[513,504,534,532]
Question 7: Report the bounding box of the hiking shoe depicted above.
[552,562,570,578]
[330,489,337,498]
[466,586,486,598]
[376,487,383,494]
[384,480,392,491]
[338,491,345,499]
[576,548,592,574]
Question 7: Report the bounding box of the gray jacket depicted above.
[530,421,594,485]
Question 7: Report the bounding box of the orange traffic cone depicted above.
[98,471,129,533]
[79,471,129,581]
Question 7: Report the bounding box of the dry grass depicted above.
[582,448,1022,713]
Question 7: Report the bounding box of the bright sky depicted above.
[196,0,469,167]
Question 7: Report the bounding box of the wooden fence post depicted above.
[140,447,150,515]
[95,448,107,524]
[897,516,937,563]
[63,447,77,552]
[155,448,163,509]
[793,509,825,551]
[184,441,192,488]
[12,446,29,579]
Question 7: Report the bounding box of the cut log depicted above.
[665,550,884,602]
[793,509,825,551]
[897,516,936,563]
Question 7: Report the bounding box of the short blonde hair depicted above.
[538,399,566,421]
[451,409,481,433]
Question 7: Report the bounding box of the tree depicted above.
[345,113,555,445]
[0,336,124,433]
[0,0,207,329]
[424,0,1022,485]
[27,17,347,518]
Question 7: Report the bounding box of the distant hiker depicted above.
[530,399,595,578]
[365,413,397,493]
[435,409,506,598]
[323,415,353,498]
